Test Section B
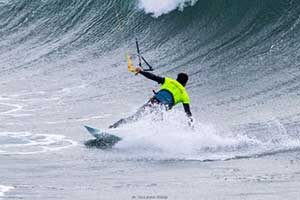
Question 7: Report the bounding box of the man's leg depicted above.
[108,98,158,129]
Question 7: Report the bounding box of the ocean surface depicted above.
[1,0,300,199]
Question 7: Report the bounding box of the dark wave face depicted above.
[0,0,300,159]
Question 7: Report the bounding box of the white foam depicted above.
[138,0,199,17]
[0,92,61,120]
[0,132,78,155]
[0,185,14,197]
[0,102,23,116]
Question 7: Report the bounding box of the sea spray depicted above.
[107,108,260,160]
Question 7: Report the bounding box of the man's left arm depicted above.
[183,103,193,127]
[183,103,192,117]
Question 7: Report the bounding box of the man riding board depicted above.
[109,67,192,128]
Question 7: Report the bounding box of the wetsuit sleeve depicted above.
[183,103,192,117]
[183,103,193,128]
[139,71,165,84]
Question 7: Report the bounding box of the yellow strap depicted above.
[126,53,135,72]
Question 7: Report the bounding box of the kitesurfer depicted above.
[109,67,193,129]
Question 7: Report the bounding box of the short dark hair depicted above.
[176,73,188,86]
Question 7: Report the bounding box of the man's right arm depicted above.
[139,70,165,84]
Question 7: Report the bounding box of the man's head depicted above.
[176,73,188,87]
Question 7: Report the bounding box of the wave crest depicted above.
[138,0,198,17]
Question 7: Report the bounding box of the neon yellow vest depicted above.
[160,77,190,105]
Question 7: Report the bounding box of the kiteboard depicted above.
[84,125,122,149]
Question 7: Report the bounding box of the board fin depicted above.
[127,53,135,72]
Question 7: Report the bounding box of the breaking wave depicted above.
[138,0,199,17]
